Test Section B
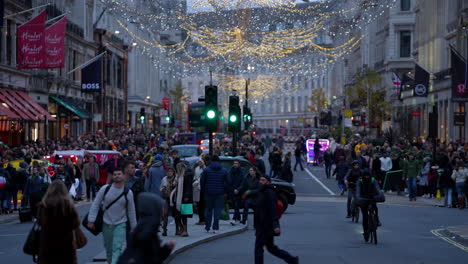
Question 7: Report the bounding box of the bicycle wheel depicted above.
[372,228,378,244]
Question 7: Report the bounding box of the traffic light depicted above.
[140,107,145,123]
[205,85,218,131]
[228,95,241,133]
[165,116,170,122]
[243,105,252,129]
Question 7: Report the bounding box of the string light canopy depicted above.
[102,0,396,95]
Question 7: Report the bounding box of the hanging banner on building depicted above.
[413,64,429,97]
[162,98,170,110]
[81,57,102,92]
[451,47,468,102]
[17,10,46,69]
[392,72,401,96]
[44,16,67,69]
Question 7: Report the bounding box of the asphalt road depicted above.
[0,202,102,264]
[171,163,468,264]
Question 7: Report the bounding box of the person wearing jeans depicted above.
[204,195,224,232]
[200,155,229,233]
[406,177,417,201]
[402,153,421,201]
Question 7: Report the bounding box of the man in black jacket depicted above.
[254,175,298,264]
[228,160,245,225]
[356,169,384,242]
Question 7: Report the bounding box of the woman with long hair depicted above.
[38,180,81,264]
[170,163,193,237]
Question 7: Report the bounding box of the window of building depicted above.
[399,31,411,58]
[401,0,410,11]
[6,20,13,65]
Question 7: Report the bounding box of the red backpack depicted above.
[276,199,285,219]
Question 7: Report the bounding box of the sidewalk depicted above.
[383,192,442,207]
[88,215,248,264]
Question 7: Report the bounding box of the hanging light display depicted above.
[102,0,396,98]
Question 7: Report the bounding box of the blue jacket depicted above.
[145,161,165,196]
[201,162,229,196]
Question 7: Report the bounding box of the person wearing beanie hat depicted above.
[253,174,298,264]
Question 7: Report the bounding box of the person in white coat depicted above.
[192,160,206,225]
[379,152,392,188]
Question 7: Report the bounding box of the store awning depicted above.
[50,96,90,119]
[0,89,55,121]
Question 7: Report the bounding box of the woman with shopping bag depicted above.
[170,162,193,237]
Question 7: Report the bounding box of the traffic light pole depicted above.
[232,131,237,156]
[209,131,214,156]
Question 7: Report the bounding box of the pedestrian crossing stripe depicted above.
[431,229,468,252]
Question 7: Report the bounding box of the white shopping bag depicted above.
[69,179,79,198]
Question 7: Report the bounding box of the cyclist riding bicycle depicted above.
[344,161,362,218]
[356,169,385,242]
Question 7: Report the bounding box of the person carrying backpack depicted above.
[253,175,298,264]
[87,167,137,264]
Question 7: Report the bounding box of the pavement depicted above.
[88,215,248,264]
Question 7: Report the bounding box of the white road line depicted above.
[304,168,335,196]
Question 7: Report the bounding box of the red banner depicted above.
[17,10,46,69]
[162,98,170,110]
[45,17,67,69]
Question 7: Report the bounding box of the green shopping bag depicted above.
[181,203,193,215]
[220,200,230,220]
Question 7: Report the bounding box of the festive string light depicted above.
[101,0,396,97]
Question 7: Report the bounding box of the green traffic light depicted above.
[207,109,216,119]
[140,116,145,121]
[165,116,170,121]
[229,115,237,123]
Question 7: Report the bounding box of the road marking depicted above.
[431,229,468,252]
[304,167,335,196]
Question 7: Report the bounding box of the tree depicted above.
[307,87,328,116]
[169,81,189,126]
[344,68,391,132]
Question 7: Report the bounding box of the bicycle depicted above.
[348,183,359,223]
[367,202,378,245]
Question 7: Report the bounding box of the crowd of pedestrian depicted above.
[326,137,468,209]
[0,128,302,264]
